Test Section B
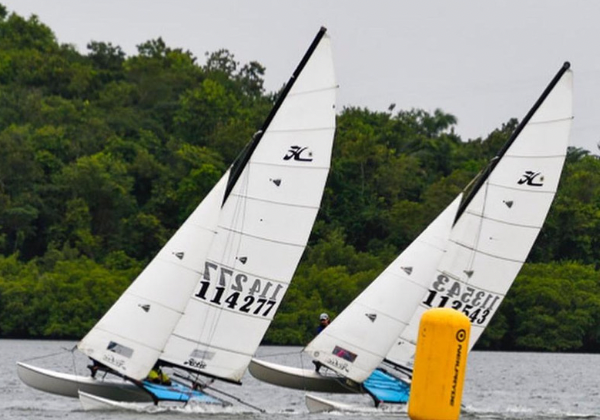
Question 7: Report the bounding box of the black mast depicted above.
[222,27,329,206]
[453,61,571,225]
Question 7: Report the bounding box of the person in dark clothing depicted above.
[87,359,106,378]
[316,312,330,334]
[313,313,331,373]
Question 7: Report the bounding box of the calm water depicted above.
[1,339,599,420]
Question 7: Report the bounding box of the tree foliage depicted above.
[0,7,599,353]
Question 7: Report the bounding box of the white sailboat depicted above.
[17,27,337,407]
[386,61,573,370]
[249,62,573,412]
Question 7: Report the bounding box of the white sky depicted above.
[4,0,600,153]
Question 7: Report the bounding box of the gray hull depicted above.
[305,394,353,413]
[17,362,153,402]
[248,358,361,393]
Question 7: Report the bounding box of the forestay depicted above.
[159,29,337,382]
[303,194,462,383]
[387,63,573,368]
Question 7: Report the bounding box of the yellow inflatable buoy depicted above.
[408,308,470,420]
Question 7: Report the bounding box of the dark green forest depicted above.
[0,6,599,352]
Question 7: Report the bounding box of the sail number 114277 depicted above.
[194,261,284,317]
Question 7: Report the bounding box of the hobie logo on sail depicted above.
[518,171,544,187]
[284,145,313,162]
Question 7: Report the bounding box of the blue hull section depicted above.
[362,369,410,405]
[142,381,221,404]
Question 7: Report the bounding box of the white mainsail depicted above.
[78,28,336,382]
[159,29,336,382]
[386,63,573,368]
[303,194,462,383]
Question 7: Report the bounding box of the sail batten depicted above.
[168,334,265,356]
[484,183,558,194]
[444,244,527,263]
[457,212,544,229]
[225,195,322,210]
[526,116,573,125]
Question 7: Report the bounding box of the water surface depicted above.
[2,340,598,420]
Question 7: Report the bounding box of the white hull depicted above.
[305,394,355,413]
[305,394,407,414]
[17,362,152,402]
[78,391,136,411]
[248,358,360,393]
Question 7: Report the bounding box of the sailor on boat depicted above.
[317,313,330,334]
[147,364,171,386]
[313,313,331,373]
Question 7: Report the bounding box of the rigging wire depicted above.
[184,164,251,383]
[201,384,265,413]
[466,172,492,278]
[69,345,79,378]
[21,346,74,362]
[173,372,265,413]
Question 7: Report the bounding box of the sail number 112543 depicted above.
[421,274,501,325]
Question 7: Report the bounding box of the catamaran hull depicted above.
[78,391,129,411]
[305,394,356,413]
[248,358,360,393]
[17,362,153,402]
[305,394,407,414]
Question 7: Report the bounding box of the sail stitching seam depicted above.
[248,161,330,170]
[227,193,322,209]
[267,126,335,133]
[204,258,289,285]
[463,210,545,229]
[485,181,557,193]
[449,239,525,264]
[287,85,338,96]
[170,333,258,357]
[217,225,306,248]
[525,115,573,125]
[436,270,509,297]
[500,154,566,159]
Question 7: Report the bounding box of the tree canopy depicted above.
[0,6,599,352]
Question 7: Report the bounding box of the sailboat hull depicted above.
[79,391,127,411]
[18,362,224,404]
[248,358,360,393]
[17,362,153,402]
[305,394,356,413]
[78,389,223,411]
[305,393,407,414]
